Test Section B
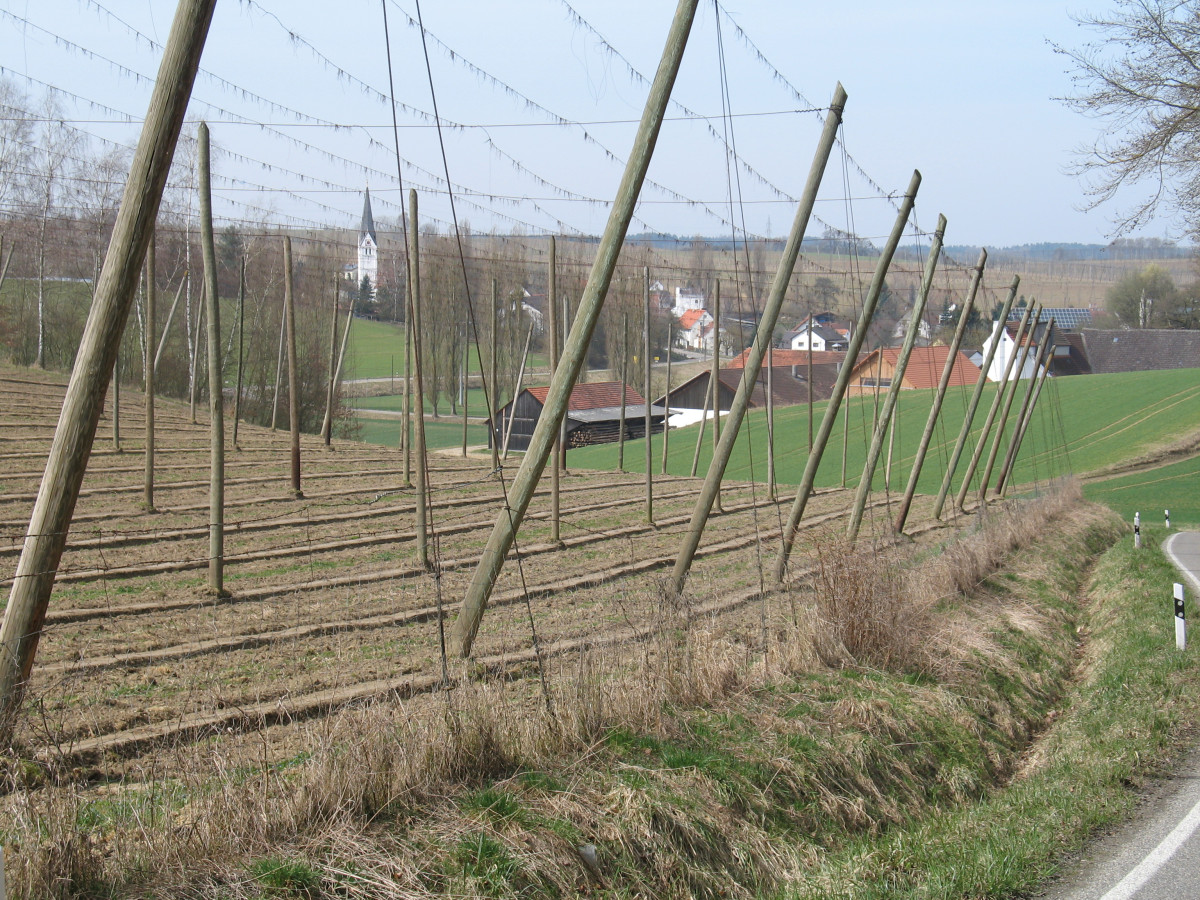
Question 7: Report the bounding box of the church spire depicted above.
[360,186,377,243]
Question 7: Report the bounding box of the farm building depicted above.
[980,318,1056,381]
[1077,329,1200,374]
[490,382,667,452]
[655,365,827,427]
[845,346,980,396]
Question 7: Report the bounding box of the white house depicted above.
[785,323,848,352]
[677,308,713,352]
[980,318,1049,381]
[672,286,706,317]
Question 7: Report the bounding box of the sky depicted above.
[0,0,1178,251]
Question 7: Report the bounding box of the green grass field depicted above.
[1084,454,1200,528]
[567,368,1200,503]
[342,317,547,382]
[349,389,497,417]
[353,416,488,451]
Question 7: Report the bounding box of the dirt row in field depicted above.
[0,363,957,783]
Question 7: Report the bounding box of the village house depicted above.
[845,346,980,396]
[490,382,666,452]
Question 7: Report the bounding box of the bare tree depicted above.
[1058,1,1200,237]
[0,77,34,214]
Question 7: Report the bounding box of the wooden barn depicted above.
[658,364,837,419]
[491,382,667,452]
[845,346,980,396]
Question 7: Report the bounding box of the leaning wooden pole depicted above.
[153,272,186,375]
[995,317,1055,496]
[0,238,13,295]
[618,311,628,471]
[232,256,245,449]
[644,266,653,524]
[452,0,699,657]
[548,239,561,542]
[325,298,355,447]
[0,0,216,727]
[144,235,156,511]
[766,342,775,499]
[690,374,712,478]
[502,323,535,460]
[710,279,722,512]
[661,325,672,474]
[270,296,285,433]
[199,121,225,595]
[954,301,1038,512]
[665,84,847,596]
[998,336,1055,498]
[408,189,429,570]
[322,277,341,446]
[845,213,945,543]
[488,278,500,471]
[283,237,302,498]
[402,305,412,482]
[774,169,921,583]
[893,248,985,534]
[931,275,1019,519]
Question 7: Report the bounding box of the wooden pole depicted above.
[489,278,500,470]
[270,293,285,432]
[995,317,1054,495]
[112,358,121,451]
[690,373,711,478]
[845,213,945,543]
[502,322,535,459]
[199,121,225,595]
[644,266,653,524]
[661,325,672,475]
[232,255,245,449]
[710,279,722,512]
[284,236,302,498]
[766,342,775,499]
[774,170,920,583]
[954,300,1038,512]
[665,85,847,595]
[894,248,985,533]
[153,272,185,375]
[322,277,340,446]
[0,237,12,295]
[549,238,560,542]
[326,296,355,447]
[618,311,628,471]
[461,325,468,457]
[931,275,1019,519]
[998,333,1055,498]
[402,300,412,482]
[452,0,700,657]
[144,235,156,511]
[408,189,429,569]
[0,0,216,725]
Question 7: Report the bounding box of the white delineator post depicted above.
[1135,511,1142,550]
[1166,509,1171,530]
[1175,583,1187,651]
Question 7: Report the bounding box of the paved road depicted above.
[1038,531,1200,900]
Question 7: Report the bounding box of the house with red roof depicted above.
[490,382,667,451]
[676,308,714,352]
[845,346,980,396]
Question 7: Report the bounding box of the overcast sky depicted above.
[0,0,1175,250]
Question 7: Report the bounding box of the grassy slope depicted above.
[1084,453,1200,529]
[567,368,1200,495]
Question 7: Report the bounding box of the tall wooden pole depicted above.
[661,325,672,474]
[931,275,1019,519]
[665,85,847,596]
[322,278,341,446]
[489,278,500,471]
[766,342,775,499]
[998,331,1055,498]
[774,170,921,583]
[845,213,945,543]
[461,325,469,457]
[0,0,216,726]
[954,300,1038,512]
[408,189,429,569]
[199,121,225,595]
[112,358,121,451]
[284,236,302,498]
[644,266,653,524]
[452,0,700,657]
[402,304,412,482]
[232,255,245,449]
[144,234,156,511]
[710,279,722,512]
[326,298,354,447]
[270,298,285,432]
[894,248,985,533]
[993,316,1054,497]
[690,374,712,478]
[618,311,628,471]
[548,239,561,542]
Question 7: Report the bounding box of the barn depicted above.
[491,382,667,452]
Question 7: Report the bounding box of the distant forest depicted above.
[626,232,1193,261]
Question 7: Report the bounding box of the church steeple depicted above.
[360,186,377,243]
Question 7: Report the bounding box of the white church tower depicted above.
[357,187,378,300]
